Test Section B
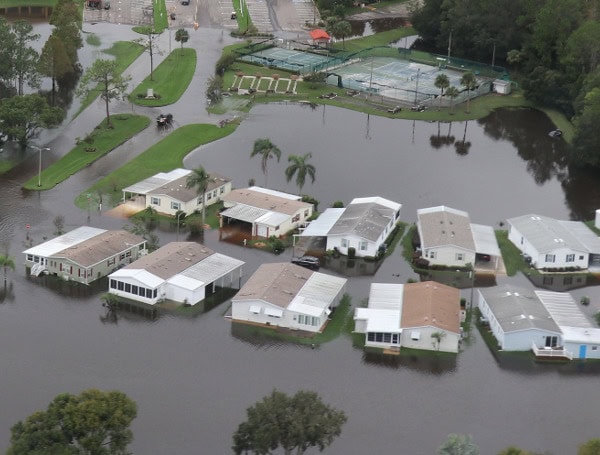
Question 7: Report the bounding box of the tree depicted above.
[573,87,600,167]
[50,0,83,70]
[11,20,41,96]
[431,331,446,350]
[186,166,210,227]
[579,438,600,455]
[39,33,72,106]
[0,94,64,149]
[76,59,131,128]
[232,389,347,455]
[174,28,189,54]
[446,86,459,114]
[135,31,162,81]
[498,447,532,455]
[438,434,479,455]
[0,17,16,90]
[0,253,15,287]
[251,138,281,187]
[434,73,450,109]
[460,72,477,113]
[285,152,316,193]
[7,388,137,455]
[330,20,352,48]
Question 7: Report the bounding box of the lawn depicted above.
[23,114,150,190]
[153,0,168,33]
[495,230,530,277]
[331,27,416,54]
[232,0,252,33]
[129,48,197,106]
[75,123,237,208]
[75,41,145,117]
[0,159,17,175]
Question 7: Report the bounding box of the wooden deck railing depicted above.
[531,342,573,360]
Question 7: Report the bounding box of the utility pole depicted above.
[491,42,496,69]
[447,29,452,63]
[414,68,420,105]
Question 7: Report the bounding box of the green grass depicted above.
[495,230,530,277]
[540,107,574,144]
[75,41,145,117]
[85,33,101,46]
[232,0,253,32]
[153,0,168,33]
[0,0,55,6]
[331,27,416,54]
[130,48,197,106]
[0,159,17,175]
[24,114,150,191]
[75,123,237,208]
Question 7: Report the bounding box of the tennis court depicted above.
[239,47,340,74]
[328,57,486,104]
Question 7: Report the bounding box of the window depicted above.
[392,334,399,344]
[520,236,524,245]
[580,255,585,260]
[359,241,368,251]
[543,276,554,285]
[107,257,116,266]
[456,253,464,261]
[207,192,212,200]
[125,283,131,293]
[132,285,138,295]
[146,288,153,298]
[566,254,575,262]
[563,276,573,286]
[26,254,33,262]
[138,287,145,296]
[341,239,348,248]
[220,186,225,194]
[213,190,217,197]
[545,254,555,263]
[153,289,158,298]
[304,210,309,217]
[428,251,436,259]
[592,346,598,351]
[118,281,124,291]
[151,197,160,206]
[171,202,180,210]
[110,279,116,289]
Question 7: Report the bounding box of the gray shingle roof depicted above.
[328,200,398,241]
[417,206,475,251]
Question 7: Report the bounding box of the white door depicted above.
[256,224,268,237]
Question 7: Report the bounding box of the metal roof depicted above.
[535,290,593,328]
[248,186,301,200]
[222,188,311,215]
[221,204,269,223]
[507,214,599,254]
[123,169,191,195]
[295,269,347,311]
[255,211,290,227]
[560,326,600,344]
[109,269,164,288]
[368,283,404,310]
[478,286,561,334]
[471,223,501,256]
[417,206,475,251]
[23,226,107,258]
[180,252,244,284]
[355,308,402,333]
[167,274,204,290]
[299,208,345,237]
[328,197,401,242]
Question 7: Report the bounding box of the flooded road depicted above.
[2,23,600,455]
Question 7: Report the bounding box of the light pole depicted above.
[176,211,185,241]
[32,145,51,188]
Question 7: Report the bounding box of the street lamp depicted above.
[31,145,51,188]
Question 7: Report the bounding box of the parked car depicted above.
[181,0,189,5]
[291,256,320,270]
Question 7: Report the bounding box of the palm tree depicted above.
[285,153,316,194]
[434,73,450,109]
[0,253,15,287]
[186,166,211,227]
[251,138,281,187]
[460,72,477,113]
[438,433,479,455]
[445,86,459,114]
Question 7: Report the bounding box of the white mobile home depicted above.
[108,242,244,306]
[325,197,401,258]
[507,214,600,270]
[231,263,347,333]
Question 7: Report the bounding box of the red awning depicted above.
[310,29,330,40]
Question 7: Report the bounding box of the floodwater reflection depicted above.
[362,349,458,375]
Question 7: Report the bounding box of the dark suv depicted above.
[291,256,320,270]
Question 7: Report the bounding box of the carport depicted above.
[471,223,501,271]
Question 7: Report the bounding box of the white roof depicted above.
[109,268,164,288]
[264,306,284,317]
[471,223,501,256]
[368,283,404,310]
[167,274,204,290]
[221,204,269,223]
[535,290,593,328]
[23,226,106,258]
[355,308,402,332]
[300,208,345,237]
[350,196,401,211]
[293,271,347,312]
[256,211,290,227]
[507,214,600,254]
[560,326,600,344]
[288,295,324,317]
[123,168,191,195]
[180,253,244,284]
[248,186,301,200]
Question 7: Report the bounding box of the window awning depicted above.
[264,307,283,317]
[410,331,421,341]
[249,305,261,314]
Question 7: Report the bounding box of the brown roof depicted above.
[148,172,230,203]
[401,281,460,333]
[234,262,313,308]
[124,242,214,279]
[58,230,145,267]
[222,189,311,215]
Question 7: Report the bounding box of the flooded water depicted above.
[3,33,600,453]
[347,16,407,38]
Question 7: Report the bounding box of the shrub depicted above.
[595,312,600,326]
[581,296,591,306]
[332,200,344,208]
[303,72,327,83]
[301,195,319,211]
[215,52,237,76]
